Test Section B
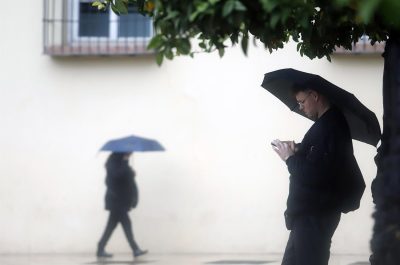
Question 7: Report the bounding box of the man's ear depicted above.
[310,90,319,101]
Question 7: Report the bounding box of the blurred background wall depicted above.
[0,0,383,255]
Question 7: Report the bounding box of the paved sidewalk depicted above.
[0,253,370,265]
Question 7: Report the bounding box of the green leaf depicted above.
[115,0,128,14]
[230,32,239,44]
[196,2,209,13]
[111,4,120,15]
[92,1,106,10]
[234,1,246,11]
[165,48,174,59]
[270,13,280,28]
[241,34,248,55]
[176,39,191,55]
[260,0,278,12]
[156,52,164,66]
[218,47,225,57]
[222,0,235,17]
[326,54,331,62]
[189,10,200,21]
[147,35,164,49]
[199,42,207,49]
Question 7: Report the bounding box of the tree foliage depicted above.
[93,0,400,64]
[92,0,399,64]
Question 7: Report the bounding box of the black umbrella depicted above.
[261,68,381,146]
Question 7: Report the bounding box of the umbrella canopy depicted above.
[100,135,165,152]
[261,68,381,147]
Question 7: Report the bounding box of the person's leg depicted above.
[97,211,119,257]
[319,212,341,264]
[292,212,341,265]
[120,211,148,257]
[281,231,296,265]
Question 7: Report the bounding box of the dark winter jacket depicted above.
[285,107,365,218]
[104,154,138,211]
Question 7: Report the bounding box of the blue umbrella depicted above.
[100,135,165,152]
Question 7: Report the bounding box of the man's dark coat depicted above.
[105,158,138,212]
[285,107,365,225]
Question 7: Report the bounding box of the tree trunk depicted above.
[370,34,400,265]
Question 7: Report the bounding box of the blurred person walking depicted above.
[97,152,147,258]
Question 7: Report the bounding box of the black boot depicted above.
[96,248,113,258]
[133,248,148,257]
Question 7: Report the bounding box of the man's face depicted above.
[295,90,318,120]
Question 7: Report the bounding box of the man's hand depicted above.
[271,139,295,161]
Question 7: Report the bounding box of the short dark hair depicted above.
[290,81,314,96]
[290,80,325,97]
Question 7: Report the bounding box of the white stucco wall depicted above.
[0,1,383,255]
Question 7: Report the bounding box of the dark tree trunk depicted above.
[370,34,400,265]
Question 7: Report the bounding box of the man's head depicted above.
[291,84,330,120]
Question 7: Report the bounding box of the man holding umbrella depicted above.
[271,83,365,265]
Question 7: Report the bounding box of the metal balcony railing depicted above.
[334,35,385,55]
[43,0,155,56]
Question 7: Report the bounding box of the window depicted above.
[43,0,154,56]
[77,1,110,38]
